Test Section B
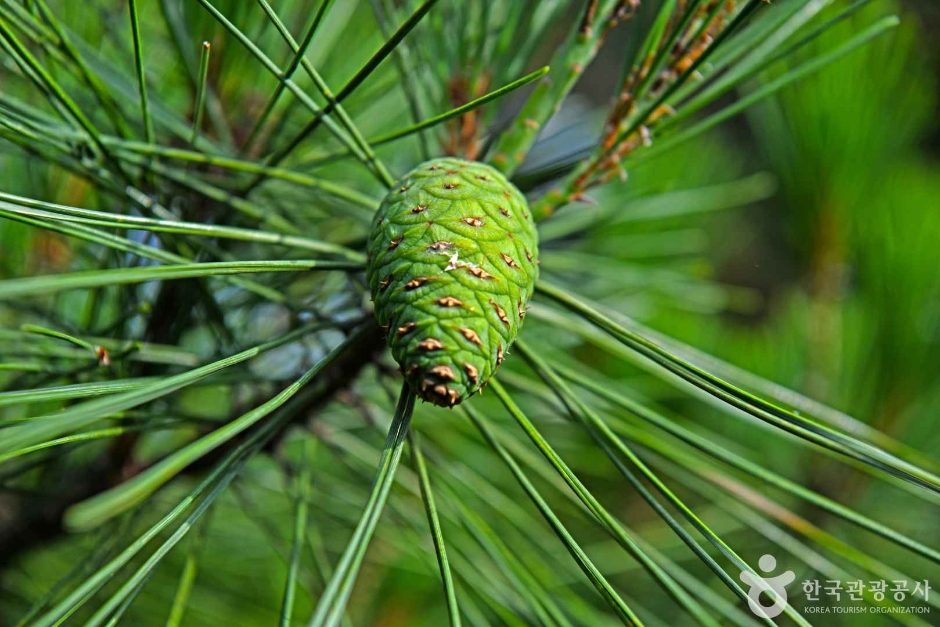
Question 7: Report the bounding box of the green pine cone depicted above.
[367,157,539,407]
